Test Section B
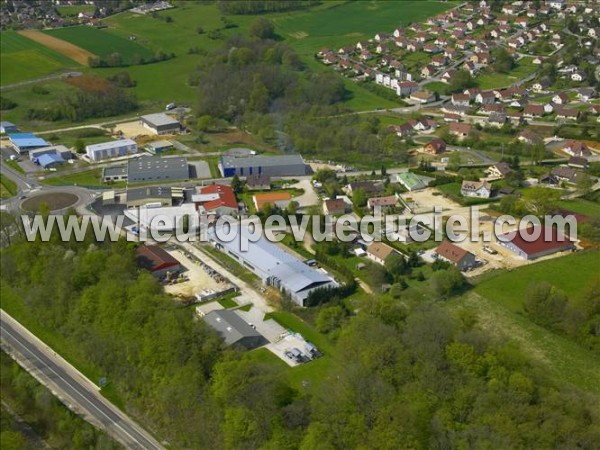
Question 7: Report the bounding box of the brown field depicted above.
[18,29,96,65]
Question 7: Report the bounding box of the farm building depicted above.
[139,113,181,135]
[127,156,189,183]
[8,133,50,154]
[394,172,428,191]
[202,310,266,350]
[219,154,308,177]
[86,139,138,162]
[146,140,174,154]
[497,226,574,260]
[136,244,182,278]
[0,121,18,134]
[434,241,477,271]
[192,184,238,217]
[208,227,337,306]
[253,192,292,211]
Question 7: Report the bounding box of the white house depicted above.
[460,180,491,198]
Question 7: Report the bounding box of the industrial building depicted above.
[8,133,50,154]
[497,226,575,260]
[102,166,128,183]
[136,244,182,278]
[126,186,184,208]
[146,140,174,153]
[208,226,337,306]
[140,113,181,135]
[86,139,138,162]
[28,145,71,162]
[202,310,266,349]
[219,154,308,177]
[0,121,18,134]
[124,203,198,232]
[128,156,189,183]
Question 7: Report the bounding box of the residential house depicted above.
[549,166,584,184]
[577,87,596,102]
[475,91,496,105]
[421,64,436,78]
[555,107,580,120]
[571,71,586,82]
[449,122,472,137]
[488,113,507,127]
[424,138,446,155]
[486,162,512,180]
[532,78,551,92]
[194,184,239,217]
[552,92,570,104]
[366,242,399,266]
[441,69,457,84]
[563,140,591,157]
[396,81,420,97]
[410,91,436,104]
[451,93,471,107]
[523,104,546,118]
[323,198,347,215]
[367,195,398,210]
[434,241,477,271]
[461,180,492,198]
[517,129,542,144]
[567,157,588,170]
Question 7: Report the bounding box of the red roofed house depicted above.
[194,184,238,216]
[563,140,592,157]
[424,138,446,155]
[434,240,477,271]
[498,226,575,260]
[136,245,182,278]
[323,198,347,215]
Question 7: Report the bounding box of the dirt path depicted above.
[18,30,95,65]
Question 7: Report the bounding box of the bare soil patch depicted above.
[18,30,95,65]
[21,192,78,212]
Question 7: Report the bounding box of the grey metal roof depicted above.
[140,113,179,127]
[103,165,127,177]
[146,140,173,150]
[126,186,173,202]
[221,154,305,169]
[86,139,136,152]
[203,310,262,346]
[208,226,336,300]
[127,156,189,180]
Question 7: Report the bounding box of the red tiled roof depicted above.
[435,240,472,264]
[136,245,180,272]
[199,184,238,211]
[499,226,573,256]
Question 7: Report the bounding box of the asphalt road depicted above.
[0,311,165,450]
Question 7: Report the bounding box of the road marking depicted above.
[1,320,163,450]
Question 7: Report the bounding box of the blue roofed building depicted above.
[8,133,50,154]
[0,121,18,134]
[207,226,337,306]
[37,153,65,169]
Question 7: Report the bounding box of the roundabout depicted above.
[20,192,79,212]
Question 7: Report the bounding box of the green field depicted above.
[0,31,79,85]
[41,168,104,188]
[474,251,600,311]
[44,26,155,64]
[460,251,600,393]
[556,198,600,218]
[476,57,538,90]
[56,4,96,17]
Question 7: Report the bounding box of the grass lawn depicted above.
[555,198,600,218]
[451,292,600,394]
[475,57,538,90]
[1,31,80,85]
[4,160,24,174]
[56,4,95,17]
[0,174,17,198]
[423,81,449,95]
[473,251,600,311]
[44,26,155,65]
[217,296,238,308]
[41,168,108,188]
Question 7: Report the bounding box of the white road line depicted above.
[1,323,163,450]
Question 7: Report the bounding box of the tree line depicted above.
[217,0,320,15]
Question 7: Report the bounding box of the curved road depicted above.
[1,310,165,450]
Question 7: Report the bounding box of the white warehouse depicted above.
[86,139,138,162]
[207,226,337,306]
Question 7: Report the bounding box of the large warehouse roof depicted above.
[203,310,263,347]
[209,226,336,301]
[86,139,136,152]
[140,113,180,127]
[8,133,50,149]
[221,154,305,169]
[37,153,64,168]
[127,156,189,181]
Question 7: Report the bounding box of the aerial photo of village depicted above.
[0,1,599,449]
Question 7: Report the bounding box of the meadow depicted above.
[43,26,155,64]
[0,31,79,85]
[475,56,538,90]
